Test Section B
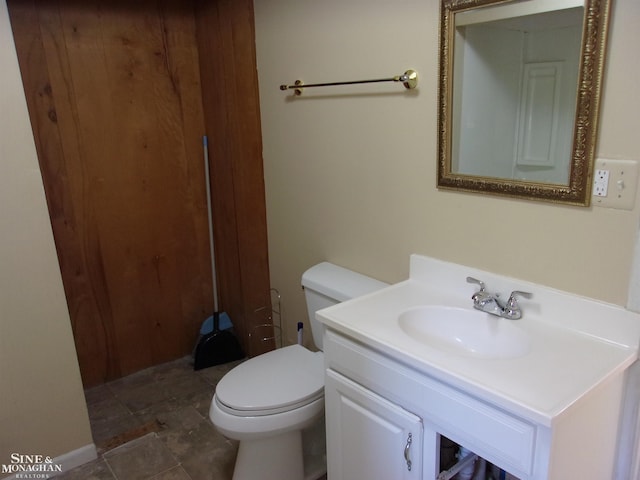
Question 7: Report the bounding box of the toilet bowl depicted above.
[211,344,325,439]
[210,345,325,480]
[209,262,388,480]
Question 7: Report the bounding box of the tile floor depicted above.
[56,356,244,480]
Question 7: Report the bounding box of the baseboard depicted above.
[1,443,97,479]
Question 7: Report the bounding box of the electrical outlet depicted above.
[592,159,639,210]
[593,169,609,197]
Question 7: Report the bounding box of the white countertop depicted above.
[317,255,640,427]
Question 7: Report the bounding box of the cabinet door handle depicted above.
[404,432,412,471]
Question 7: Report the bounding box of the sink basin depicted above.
[398,306,531,359]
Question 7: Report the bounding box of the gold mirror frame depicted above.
[437,0,611,206]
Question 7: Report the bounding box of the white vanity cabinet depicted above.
[318,255,640,479]
[325,369,423,479]
[322,328,626,480]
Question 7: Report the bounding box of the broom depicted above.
[193,136,244,370]
[198,135,232,337]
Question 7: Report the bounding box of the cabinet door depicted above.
[325,369,423,480]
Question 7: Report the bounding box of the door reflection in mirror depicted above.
[452,7,583,184]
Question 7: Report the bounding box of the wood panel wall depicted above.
[8,0,271,386]
[194,0,273,357]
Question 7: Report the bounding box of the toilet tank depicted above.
[301,262,388,351]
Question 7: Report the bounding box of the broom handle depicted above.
[203,136,219,312]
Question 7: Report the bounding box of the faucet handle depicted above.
[508,290,532,302]
[504,290,532,319]
[467,277,487,307]
[466,277,485,291]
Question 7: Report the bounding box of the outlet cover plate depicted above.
[592,159,639,210]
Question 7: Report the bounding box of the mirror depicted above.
[438,0,611,205]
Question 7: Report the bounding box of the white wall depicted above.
[254,0,640,347]
[454,25,523,177]
[0,0,93,469]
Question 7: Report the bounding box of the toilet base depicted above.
[232,430,304,480]
[302,415,327,480]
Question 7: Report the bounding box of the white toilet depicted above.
[209,262,388,480]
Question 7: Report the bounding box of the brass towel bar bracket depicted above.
[279,69,418,96]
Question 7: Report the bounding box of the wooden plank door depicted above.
[8,0,216,386]
[194,0,274,358]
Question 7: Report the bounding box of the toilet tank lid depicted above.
[301,262,389,302]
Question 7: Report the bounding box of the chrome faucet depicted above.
[466,277,532,320]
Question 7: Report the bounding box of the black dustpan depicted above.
[193,136,244,370]
[194,312,244,370]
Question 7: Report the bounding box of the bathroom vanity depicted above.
[317,255,640,479]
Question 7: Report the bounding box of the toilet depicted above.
[209,262,388,480]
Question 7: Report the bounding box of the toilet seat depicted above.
[215,344,324,416]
